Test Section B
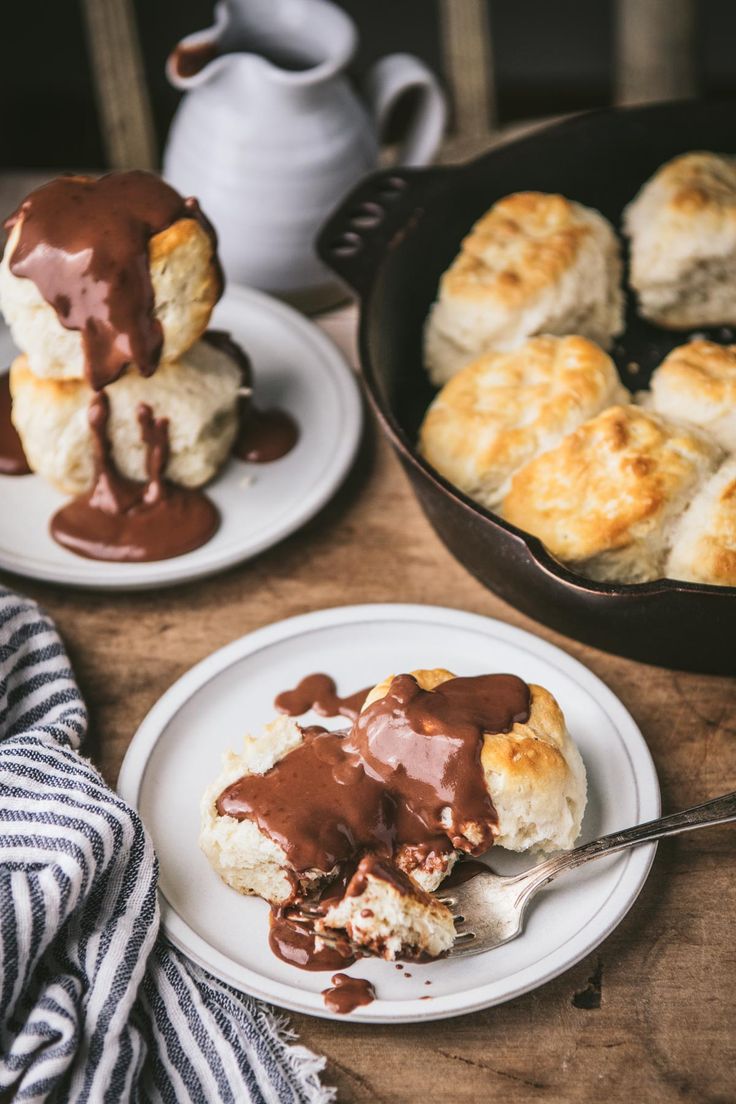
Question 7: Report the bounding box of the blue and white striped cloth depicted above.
[0,587,333,1103]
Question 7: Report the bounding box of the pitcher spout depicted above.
[167,0,357,91]
[167,2,230,90]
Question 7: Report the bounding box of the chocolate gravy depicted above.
[203,330,252,387]
[346,674,529,856]
[234,405,299,463]
[269,909,357,972]
[5,172,222,391]
[201,329,297,464]
[321,973,376,1014]
[274,673,370,722]
[218,673,530,969]
[50,393,219,561]
[346,853,419,900]
[0,373,30,475]
[218,726,393,875]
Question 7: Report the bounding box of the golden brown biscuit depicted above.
[419,334,629,508]
[647,339,736,451]
[502,404,722,582]
[624,152,736,328]
[424,192,624,384]
[0,215,220,381]
[667,457,736,586]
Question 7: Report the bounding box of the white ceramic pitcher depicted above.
[163,0,446,304]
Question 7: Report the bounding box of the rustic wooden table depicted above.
[1,170,734,1100]
[3,306,734,1103]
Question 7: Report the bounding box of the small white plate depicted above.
[0,285,362,590]
[118,604,660,1023]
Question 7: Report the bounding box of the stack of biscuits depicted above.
[0,177,242,496]
[420,152,736,588]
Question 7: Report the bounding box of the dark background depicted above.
[2,0,735,170]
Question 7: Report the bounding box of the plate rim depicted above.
[117,602,661,1024]
[0,283,362,591]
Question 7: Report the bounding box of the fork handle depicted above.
[519,791,736,896]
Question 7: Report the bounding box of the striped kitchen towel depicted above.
[0,587,334,1104]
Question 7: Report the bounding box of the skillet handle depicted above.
[316,166,447,298]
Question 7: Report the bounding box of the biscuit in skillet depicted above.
[424,192,624,385]
[646,339,736,452]
[667,457,736,586]
[624,151,736,329]
[501,404,722,583]
[419,334,629,509]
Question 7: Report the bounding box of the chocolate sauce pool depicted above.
[217,673,530,969]
[5,172,222,391]
[321,974,376,1014]
[274,673,370,721]
[0,373,30,475]
[234,406,299,463]
[269,909,356,972]
[50,392,219,561]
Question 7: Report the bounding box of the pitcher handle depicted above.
[365,53,447,167]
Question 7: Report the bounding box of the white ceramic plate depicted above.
[0,285,361,590]
[118,604,660,1023]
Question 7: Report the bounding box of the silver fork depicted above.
[439,790,736,957]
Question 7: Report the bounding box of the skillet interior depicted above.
[318,100,736,673]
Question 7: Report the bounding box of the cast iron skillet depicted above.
[317,100,736,674]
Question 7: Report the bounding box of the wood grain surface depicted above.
[2,305,735,1102]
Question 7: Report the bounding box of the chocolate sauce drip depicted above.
[0,373,30,475]
[218,674,529,876]
[269,909,357,972]
[172,39,219,78]
[50,393,219,561]
[274,673,371,722]
[346,853,420,900]
[234,405,299,463]
[5,172,222,391]
[321,974,376,1014]
[203,330,252,387]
